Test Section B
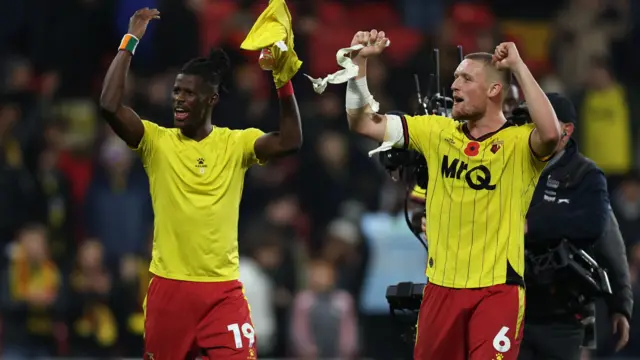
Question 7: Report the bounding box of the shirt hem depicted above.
[150,268,239,282]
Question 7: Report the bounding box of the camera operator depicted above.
[592,211,632,354]
[518,93,630,360]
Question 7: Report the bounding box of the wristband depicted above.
[277,81,294,98]
[119,34,140,55]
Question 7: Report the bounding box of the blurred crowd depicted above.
[1,0,640,359]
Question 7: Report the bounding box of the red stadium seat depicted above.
[316,1,348,25]
[308,27,356,77]
[383,27,423,66]
[450,3,494,29]
[199,0,239,50]
[250,0,298,19]
[346,2,401,29]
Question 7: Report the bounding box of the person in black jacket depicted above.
[518,93,630,360]
[592,212,632,354]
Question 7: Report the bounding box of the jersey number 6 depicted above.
[227,323,256,349]
[492,326,511,352]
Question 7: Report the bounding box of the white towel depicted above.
[304,40,390,112]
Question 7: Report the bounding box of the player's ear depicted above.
[487,82,502,99]
[208,93,219,105]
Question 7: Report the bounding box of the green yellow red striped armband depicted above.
[119,34,140,55]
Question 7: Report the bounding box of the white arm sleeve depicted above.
[384,114,405,146]
[367,114,405,157]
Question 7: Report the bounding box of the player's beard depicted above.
[452,105,484,122]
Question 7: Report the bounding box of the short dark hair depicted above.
[180,48,231,91]
[464,52,513,99]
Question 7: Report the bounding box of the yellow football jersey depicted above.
[132,120,264,282]
[400,115,546,288]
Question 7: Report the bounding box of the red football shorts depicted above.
[414,283,525,360]
[143,276,257,360]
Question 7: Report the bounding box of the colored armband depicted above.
[277,81,294,98]
[119,34,140,55]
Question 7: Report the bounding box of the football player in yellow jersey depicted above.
[99,8,302,360]
[344,30,561,360]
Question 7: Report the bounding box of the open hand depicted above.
[350,29,389,61]
[612,313,630,351]
[128,8,160,39]
[493,42,523,70]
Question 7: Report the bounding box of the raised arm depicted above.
[345,30,390,142]
[253,80,303,162]
[494,42,561,158]
[99,8,159,148]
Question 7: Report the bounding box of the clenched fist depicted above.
[350,29,389,61]
[129,8,160,39]
[492,42,523,70]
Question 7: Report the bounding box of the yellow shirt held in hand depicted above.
[240,0,302,89]
[400,115,546,288]
[132,120,264,282]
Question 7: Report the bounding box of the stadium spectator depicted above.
[240,244,277,356]
[67,239,116,357]
[0,224,63,358]
[290,259,358,359]
[579,57,632,180]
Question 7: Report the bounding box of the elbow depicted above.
[284,133,303,154]
[346,114,367,136]
[99,90,119,114]
[98,98,117,114]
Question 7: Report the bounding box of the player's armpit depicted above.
[253,131,300,162]
[99,105,145,148]
[254,93,303,162]
[528,127,557,160]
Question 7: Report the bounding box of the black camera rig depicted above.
[385,282,426,345]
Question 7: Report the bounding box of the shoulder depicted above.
[572,153,604,181]
[332,290,354,311]
[580,162,607,188]
[505,122,536,137]
[215,127,263,143]
[404,114,456,129]
[140,119,175,138]
[295,290,316,309]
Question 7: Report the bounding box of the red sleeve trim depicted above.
[400,115,409,149]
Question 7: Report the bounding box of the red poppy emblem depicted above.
[464,141,480,157]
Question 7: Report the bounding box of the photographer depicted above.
[518,93,630,360]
